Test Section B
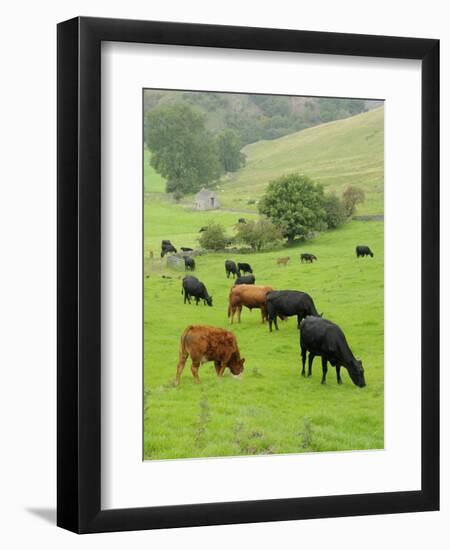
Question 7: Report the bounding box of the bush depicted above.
[342,185,365,217]
[323,193,347,229]
[198,222,228,250]
[234,217,283,251]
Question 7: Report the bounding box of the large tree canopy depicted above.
[259,173,327,241]
[216,129,246,172]
[144,102,221,195]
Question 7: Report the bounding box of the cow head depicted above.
[229,356,245,376]
[348,359,366,388]
[205,296,213,307]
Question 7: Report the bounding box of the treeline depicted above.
[144,90,380,147]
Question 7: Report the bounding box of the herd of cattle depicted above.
[157,239,374,389]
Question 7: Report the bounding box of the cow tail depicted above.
[179,325,193,356]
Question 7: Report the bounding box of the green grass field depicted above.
[143,204,384,460]
[216,106,384,215]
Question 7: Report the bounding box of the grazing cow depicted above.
[356,245,374,258]
[300,253,317,263]
[237,262,253,275]
[238,218,247,224]
[199,226,208,232]
[277,257,290,266]
[299,316,366,387]
[183,256,196,271]
[175,325,245,385]
[228,284,273,324]
[266,290,320,332]
[225,260,239,279]
[234,274,256,285]
[161,241,177,257]
[181,247,193,252]
[181,276,212,306]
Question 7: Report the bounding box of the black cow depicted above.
[300,253,317,263]
[181,247,193,252]
[266,290,320,332]
[181,276,213,306]
[225,260,238,279]
[237,262,253,275]
[183,256,196,271]
[356,245,374,258]
[238,218,247,224]
[161,243,177,257]
[234,275,256,285]
[299,316,366,387]
[161,240,172,246]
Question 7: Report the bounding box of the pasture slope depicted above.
[217,106,384,215]
[144,200,384,459]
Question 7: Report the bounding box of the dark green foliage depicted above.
[144,90,374,147]
[198,222,228,250]
[144,102,221,195]
[234,217,282,251]
[216,129,246,172]
[259,174,327,241]
[342,185,366,216]
[323,192,347,229]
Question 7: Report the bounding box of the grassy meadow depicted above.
[143,202,384,461]
[216,106,384,215]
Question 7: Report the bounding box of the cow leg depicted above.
[308,353,315,377]
[297,314,303,329]
[230,306,235,324]
[217,362,227,377]
[191,361,201,383]
[301,347,307,376]
[214,361,221,375]
[175,352,189,386]
[274,315,279,331]
[336,365,342,384]
[237,306,242,323]
[321,357,328,384]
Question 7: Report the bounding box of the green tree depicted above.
[144,102,221,196]
[323,193,347,229]
[198,222,228,251]
[259,174,327,241]
[234,217,282,251]
[342,185,365,217]
[216,129,245,172]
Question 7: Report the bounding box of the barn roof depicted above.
[195,188,216,199]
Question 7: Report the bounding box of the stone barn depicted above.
[194,188,220,210]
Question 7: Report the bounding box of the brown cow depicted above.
[277,256,290,266]
[228,284,274,324]
[175,325,245,385]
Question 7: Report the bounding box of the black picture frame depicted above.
[57,16,439,533]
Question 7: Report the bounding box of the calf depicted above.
[277,257,290,266]
[237,262,253,275]
[356,245,374,258]
[228,284,273,324]
[299,316,366,387]
[181,276,212,306]
[175,325,245,385]
[234,274,256,285]
[183,256,196,271]
[225,259,238,279]
[266,290,320,332]
[300,253,317,263]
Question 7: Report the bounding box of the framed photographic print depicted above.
[57,17,439,533]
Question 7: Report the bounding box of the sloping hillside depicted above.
[217,106,384,215]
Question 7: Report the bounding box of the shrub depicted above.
[198,222,228,250]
